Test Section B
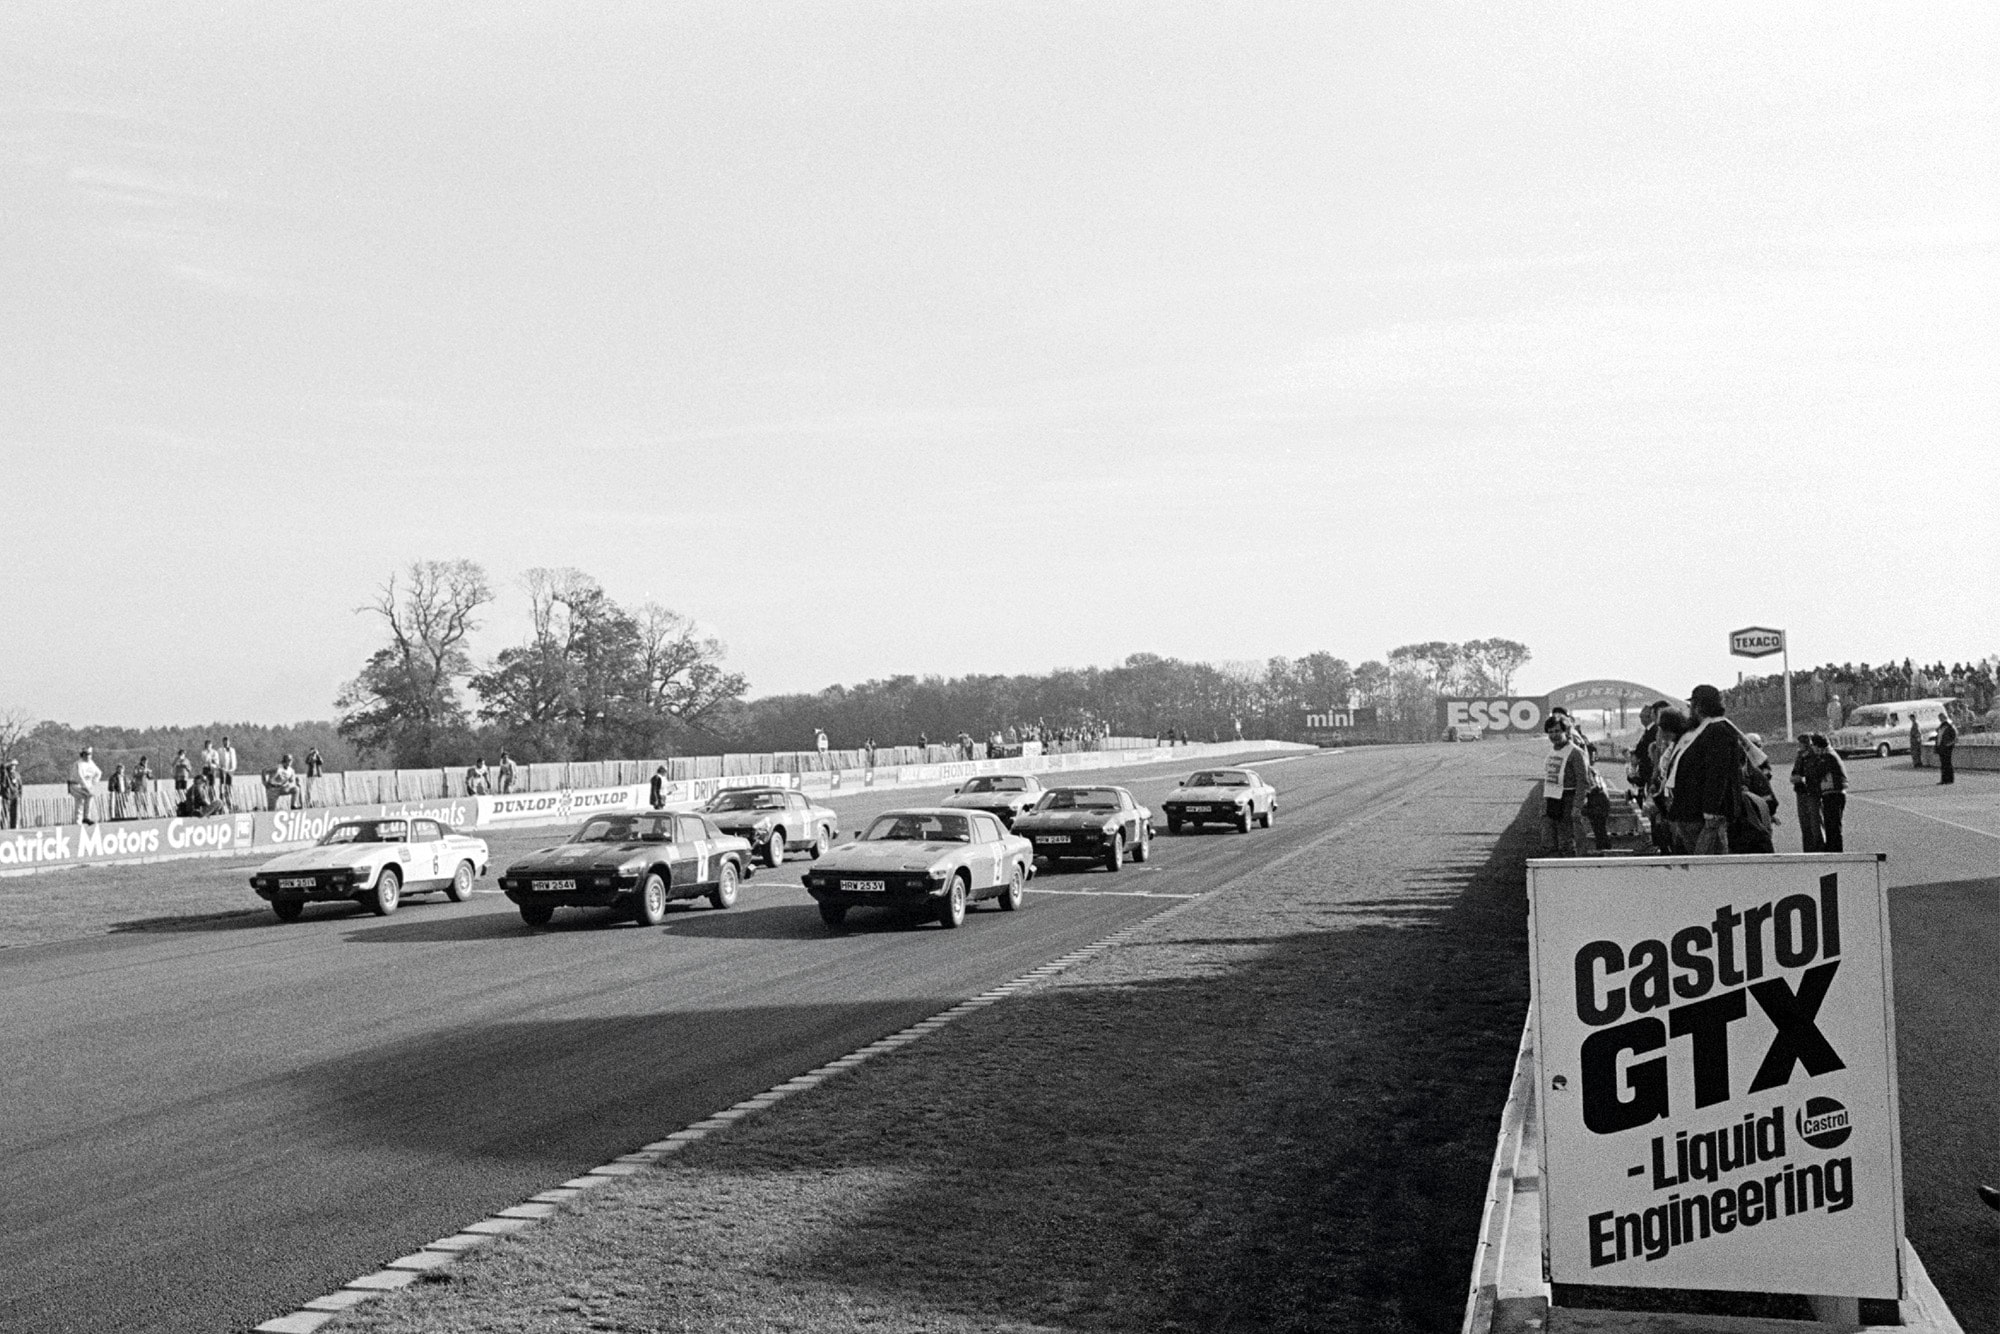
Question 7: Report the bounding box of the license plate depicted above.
[278,877,315,889]
[1185,805,1212,813]
[842,879,886,893]
[537,879,577,893]
[1037,835,1070,844]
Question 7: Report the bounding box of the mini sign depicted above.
[1529,855,1903,1299]
[1730,627,1785,658]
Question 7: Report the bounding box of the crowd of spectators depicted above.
[1729,658,1998,723]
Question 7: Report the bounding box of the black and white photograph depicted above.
[1,4,1994,1331]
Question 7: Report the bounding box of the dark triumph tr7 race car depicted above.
[499,811,755,928]
[1010,784,1153,871]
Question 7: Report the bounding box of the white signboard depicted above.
[474,784,647,827]
[1529,855,1903,1298]
[1729,627,1785,658]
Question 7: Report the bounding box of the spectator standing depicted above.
[1581,764,1612,852]
[172,749,192,801]
[1810,735,1849,851]
[108,763,129,820]
[1826,696,1844,730]
[1934,713,1957,785]
[1791,740,1825,852]
[815,727,829,761]
[498,750,517,794]
[132,756,153,817]
[305,747,324,778]
[1540,719,1591,856]
[649,765,668,809]
[69,747,102,825]
[464,758,490,796]
[219,737,238,800]
[201,739,219,784]
[1661,685,1753,855]
[0,758,20,829]
[1910,717,1924,768]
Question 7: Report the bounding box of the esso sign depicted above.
[1729,627,1785,658]
[1442,697,1547,733]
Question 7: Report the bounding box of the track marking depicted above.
[1027,888,1199,899]
[1848,794,2000,841]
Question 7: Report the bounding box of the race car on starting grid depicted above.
[498,810,757,928]
[801,808,1033,930]
[250,816,489,921]
[1160,767,1277,833]
[1010,783,1154,871]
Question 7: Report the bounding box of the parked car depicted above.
[251,817,489,921]
[1010,784,1153,871]
[940,773,1046,827]
[800,807,1033,930]
[1828,698,1959,758]
[1161,767,1276,833]
[701,787,839,866]
[498,811,756,928]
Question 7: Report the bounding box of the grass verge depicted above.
[322,759,1540,1333]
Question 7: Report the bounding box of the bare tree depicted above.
[336,560,494,765]
[0,707,34,763]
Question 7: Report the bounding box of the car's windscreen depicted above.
[863,813,974,843]
[963,776,1028,793]
[1846,711,1888,727]
[318,820,407,845]
[572,816,672,843]
[708,791,783,811]
[1037,789,1120,811]
[1188,771,1250,787]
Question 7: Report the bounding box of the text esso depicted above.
[1445,698,1546,733]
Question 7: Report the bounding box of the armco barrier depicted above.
[2,740,1312,875]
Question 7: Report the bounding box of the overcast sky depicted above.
[2,2,1994,725]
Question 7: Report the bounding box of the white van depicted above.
[1828,698,1957,758]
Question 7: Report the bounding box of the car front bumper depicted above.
[500,875,638,909]
[252,872,370,902]
[802,871,949,910]
[1164,803,1248,824]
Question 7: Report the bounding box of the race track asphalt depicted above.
[0,748,1359,1334]
[2,747,1991,1332]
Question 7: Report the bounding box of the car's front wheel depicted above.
[763,830,786,868]
[938,874,968,929]
[447,860,476,902]
[519,902,554,927]
[1259,803,1274,829]
[367,867,401,916]
[1167,817,1182,835]
[819,902,847,929]
[709,860,739,910]
[1132,828,1151,863]
[997,865,1024,911]
[634,871,670,926]
[1236,806,1253,834]
[1104,832,1124,872]
[810,827,830,859]
[271,897,305,922]
[1876,742,1891,759]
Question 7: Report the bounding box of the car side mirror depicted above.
[1176,780,1185,787]
[952,786,961,794]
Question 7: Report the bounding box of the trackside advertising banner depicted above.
[257,799,479,848]
[0,811,256,872]
[1440,696,1549,735]
[473,785,647,828]
[1529,855,1903,1299]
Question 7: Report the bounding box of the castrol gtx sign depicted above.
[1528,856,1903,1298]
[1439,696,1548,734]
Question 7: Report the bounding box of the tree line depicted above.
[0,554,1532,776]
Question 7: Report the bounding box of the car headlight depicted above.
[926,868,948,881]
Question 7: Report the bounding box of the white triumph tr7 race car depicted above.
[250,816,491,921]
[800,807,1034,931]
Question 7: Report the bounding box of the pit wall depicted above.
[0,739,1312,877]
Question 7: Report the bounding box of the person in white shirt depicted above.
[69,747,103,825]
[219,737,238,801]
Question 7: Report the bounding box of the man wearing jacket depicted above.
[1662,685,1754,855]
[1934,713,1957,784]
[1541,718,1593,856]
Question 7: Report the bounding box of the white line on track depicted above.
[1848,794,2000,841]
[1027,888,1199,899]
